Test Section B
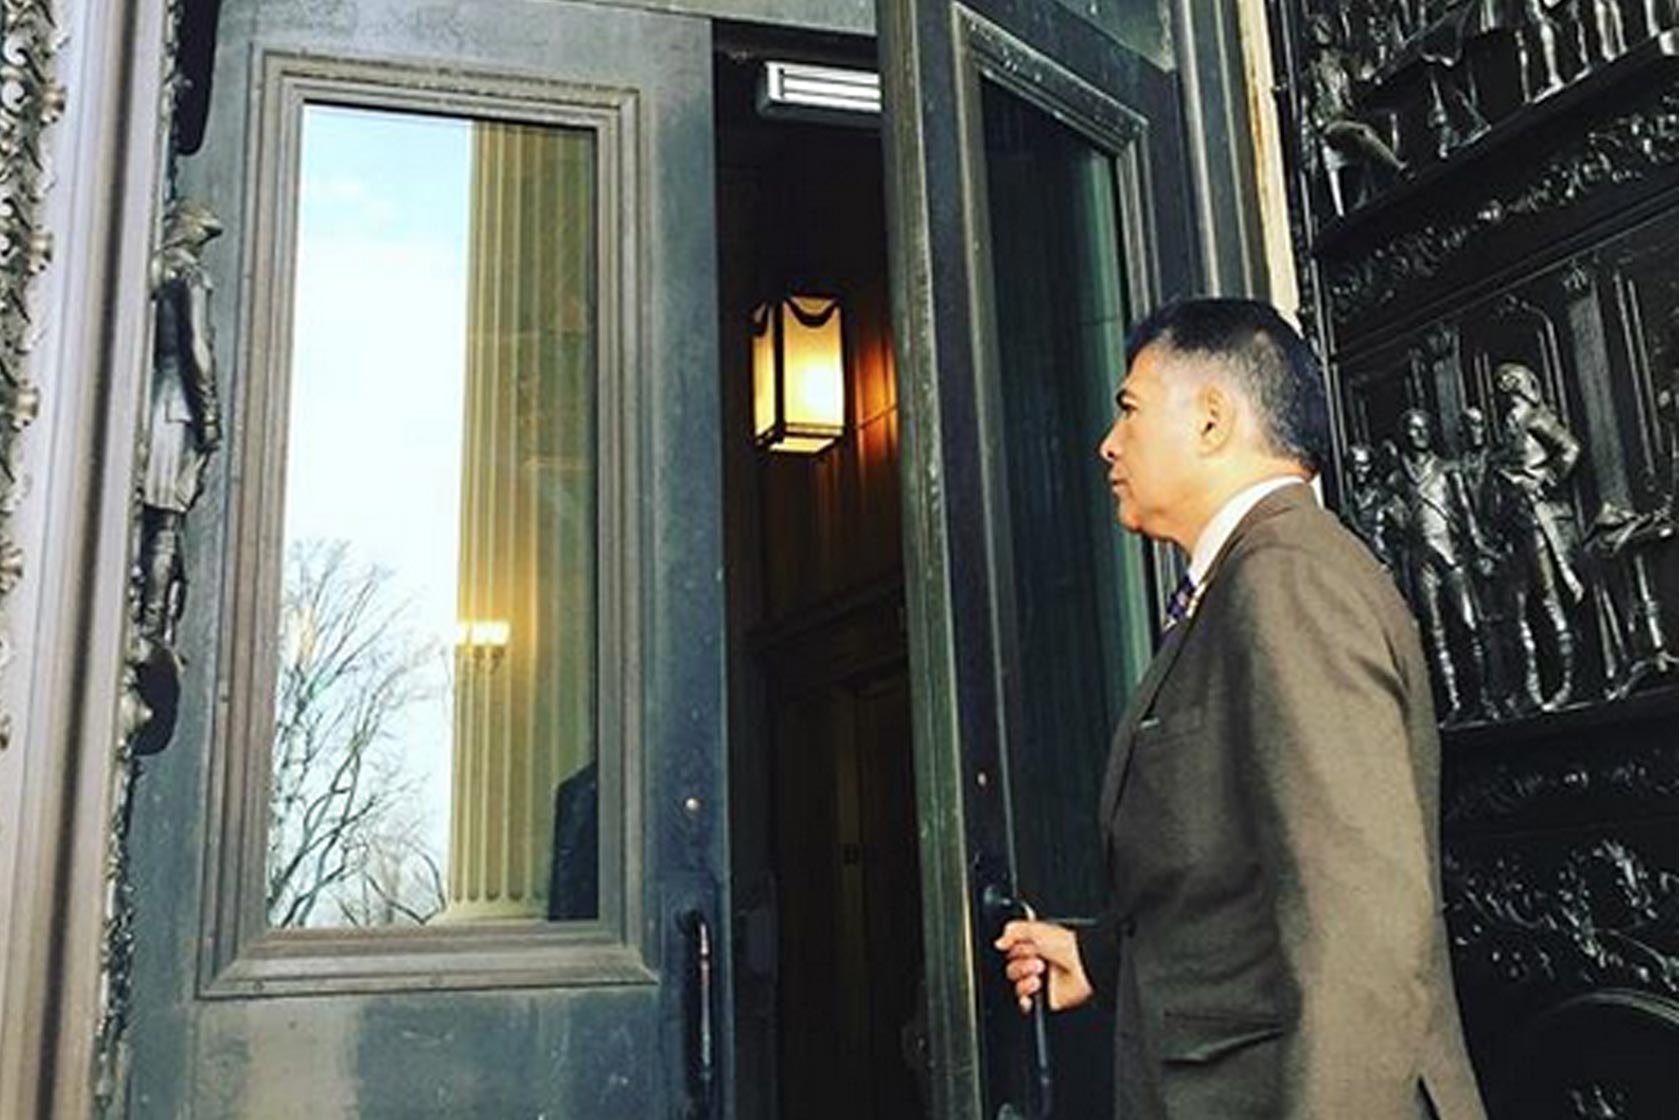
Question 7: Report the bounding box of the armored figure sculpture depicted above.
[1487,362,1584,712]
[1342,442,1403,575]
[1304,13,1407,216]
[137,198,223,645]
[1391,408,1494,722]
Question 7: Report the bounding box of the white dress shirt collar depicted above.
[1187,475,1312,589]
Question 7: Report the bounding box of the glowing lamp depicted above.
[456,618,511,666]
[751,294,845,454]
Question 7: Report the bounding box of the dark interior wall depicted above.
[751,140,903,618]
[1267,2,1678,1115]
[714,33,903,628]
[715,45,924,1120]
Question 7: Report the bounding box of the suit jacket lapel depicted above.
[1097,609,1197,827]
[1096,483,1316,827]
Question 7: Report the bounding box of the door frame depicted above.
[875,0,1278,1114]
[0,3,179,1116]
[199,48,650,999]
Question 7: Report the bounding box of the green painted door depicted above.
[124,2,728,1115]
[875,1,1196,1115]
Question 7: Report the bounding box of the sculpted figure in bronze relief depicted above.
[1579,0,1629,61]
[1305,13,1407,216]
[1515,0,1568,99]
[126,198,225,758]
[1456,405,1531,713]
[137,198,224,645]
[1391,408,1494,722]
[1487,362,1585,712]
[1583,501,1676,699]
[1419,9,1492,159]
[1343,442,1405,575]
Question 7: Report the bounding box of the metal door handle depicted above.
[983,883,1054,1119]
[680,909,715,1119]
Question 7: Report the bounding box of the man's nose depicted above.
[1098,424,1119,464]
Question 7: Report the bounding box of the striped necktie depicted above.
[1162,571,1197,632]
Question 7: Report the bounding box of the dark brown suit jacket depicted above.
[1077,484,1486,1120]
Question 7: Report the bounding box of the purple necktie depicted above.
[1162,571,1197,632]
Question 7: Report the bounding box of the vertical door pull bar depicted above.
[982,883,1055,1119]
[680,909,715,1119]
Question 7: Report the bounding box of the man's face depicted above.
[1097,342,1203,542]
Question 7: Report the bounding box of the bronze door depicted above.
[123,2,732,1115]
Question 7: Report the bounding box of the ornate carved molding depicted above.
[1569,1082,1629,1120]
[1422,320,1454,360]
[94,2,192,1113]
[1444,837,1678,1001]
[1560,255,1596,296]
[1325,91,1678,321]
[91,740,141,1115]
[1444,741,1677,826]
[0,0,66,751]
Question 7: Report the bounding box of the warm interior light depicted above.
[751,302,778,442]
[456,619,512,650]
[751,294,845,453]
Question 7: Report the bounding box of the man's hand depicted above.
[994,919,1093,1014]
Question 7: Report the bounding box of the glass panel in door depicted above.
[980,79,1153,927]
[978,75,1162,1120]
[273,107,601,931]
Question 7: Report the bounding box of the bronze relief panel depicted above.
[1269,2,1678,1114]
[1330,222,1676,727]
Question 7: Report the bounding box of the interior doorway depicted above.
[714,28,927,1120]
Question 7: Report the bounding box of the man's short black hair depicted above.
[1126,297,1331,473]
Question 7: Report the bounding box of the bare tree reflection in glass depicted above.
[267,539,450,927]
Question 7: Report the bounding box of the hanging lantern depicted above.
[751,294,845,454]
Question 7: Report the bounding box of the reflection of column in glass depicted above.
[444,121,596,921]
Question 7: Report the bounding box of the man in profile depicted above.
[995,299,1485,1119]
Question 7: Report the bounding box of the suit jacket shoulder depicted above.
[1211,485,1421,669]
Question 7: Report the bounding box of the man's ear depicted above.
[1196,382,1237,454]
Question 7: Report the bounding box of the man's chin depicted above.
[1115,508,1167,542]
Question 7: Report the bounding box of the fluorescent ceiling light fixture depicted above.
[758,61,881,118]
